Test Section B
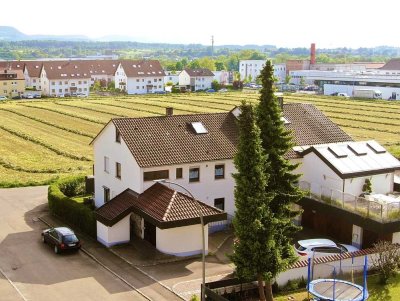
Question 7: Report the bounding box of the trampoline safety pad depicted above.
[309,279,368,301]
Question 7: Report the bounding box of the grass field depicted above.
[0,92,399,187]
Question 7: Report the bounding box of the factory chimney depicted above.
[310,43,316,65]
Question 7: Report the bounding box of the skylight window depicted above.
[328,145,347,158]
[280,116,291,124]
[347,143,368,156]
[367,141,386,154]
[191,122,208,134]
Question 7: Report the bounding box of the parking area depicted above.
[0,186,149,301]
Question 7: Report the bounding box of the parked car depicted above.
[57,94,65,98]
[338,92,350,98]
[76,93,87,98]
[12,96,22,100]
[0,96,8,101]
[219,88,228,92]
[25,93,34,99]
[42,227,81,254]
[206,89,216,93]
[34,94,41,99]
[294,238,359,258]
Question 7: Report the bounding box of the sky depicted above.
[1,0,398,48]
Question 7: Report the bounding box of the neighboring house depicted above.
[115,60,165,94]
[91,102,359,254]
[239,60,286,83]
[86,60,119,86]
[0,69,25,97]
[164,71,180,86]
[212,70,233,85]
[23,62,43,90]
[296,140,400,249]
[41,61,91,97]
[179,68,214,91]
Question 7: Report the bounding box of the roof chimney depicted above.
[166,107,173,116]
[310,43,316,65]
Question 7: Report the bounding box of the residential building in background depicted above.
[178,68,214,91]
[0,68,25,97]
[115,60,165,94]
[239,60,286,83]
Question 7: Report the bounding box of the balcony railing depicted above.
[299,181,400,223]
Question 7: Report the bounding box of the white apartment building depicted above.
[178,68,214,91]
[115,60,165,94]
[239,60,286,83]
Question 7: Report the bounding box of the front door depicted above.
[392,92,396,100]
[144,220,156,246]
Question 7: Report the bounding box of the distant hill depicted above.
[0,26,90,41]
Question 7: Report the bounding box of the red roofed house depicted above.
[179,68,214,91]
[91,102,400,255]
[114,60,165,94]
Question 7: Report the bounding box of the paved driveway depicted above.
[0,186,147,301]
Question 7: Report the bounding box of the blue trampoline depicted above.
[308,279,368,301]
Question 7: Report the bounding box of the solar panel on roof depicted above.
[348,143,368,156]
[367,141,386,154]
[328,145,347,158]
[191,122,208,134]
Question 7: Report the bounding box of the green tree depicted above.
[198,57,215,70]
[256,60,303,300]
[284,74,292,85]
[230,101,275,301]
[215,61,226,71]
[188,59,200,69]
[175,61,183,70]
[211,80,220,91]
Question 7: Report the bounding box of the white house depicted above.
[91,102,367,255]
[40,61,91,97]
[239,60,286,83]
[178,68,214,91]
[114,60,165,94]
[164,71,180,86]
[212,71,233,85]
[23,62,43,90]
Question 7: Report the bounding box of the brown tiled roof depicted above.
[24,61,43,78]
[0,69,24,80]
[284,103,353,158]
[109,103,352,167]
[380,58,400,70]
[0,61,25,70]
[95,183,226,228]
[85,60,119,76]
[120,60,165,78]
[112,111,239,167]
[184,68,214,77]
[43,61,91,79]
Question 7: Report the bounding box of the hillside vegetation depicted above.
[0,92,399,187]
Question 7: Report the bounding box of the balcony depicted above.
[299,181,400,223]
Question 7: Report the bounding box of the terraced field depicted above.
[0,92,399,187]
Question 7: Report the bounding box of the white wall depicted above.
[142,159,235,216]
[115,64,127,91]
[344,174,393,196]
[48,78,90,96]
[352,224,363,248]
[96,215,130,247]
[156,224,208,256]
[300,152,343,194]
[392,232,400,244]
[93,122,142,208]
[126,76,164,94]
[239,60,286,83]
[324,84,400,100]
[164,73,179,85]
[179,70,191,86]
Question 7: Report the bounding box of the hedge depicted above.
[48,175,96,237]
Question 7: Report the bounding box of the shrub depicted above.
[48,175,96,237]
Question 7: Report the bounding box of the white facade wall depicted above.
[212,71,230,85]
[194,76,213,91]
[41,69,50,95]
[323,84,400,100]
[239,60,286,83]
[48,78,90,96]
[114,64,127,91]
[164,73,180,85]
[344,174,393,196]
[93,122,142,208]
[96,215,130,247]
[156,224,209,256]
[178,70,191,86]
[126,76,164,94]
[142,159,235,216]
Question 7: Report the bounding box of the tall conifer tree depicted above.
[231,102,277,301]
[256,60,303,299]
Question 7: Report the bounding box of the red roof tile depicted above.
[95,183,226,228]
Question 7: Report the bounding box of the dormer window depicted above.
[116,128,121,143]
